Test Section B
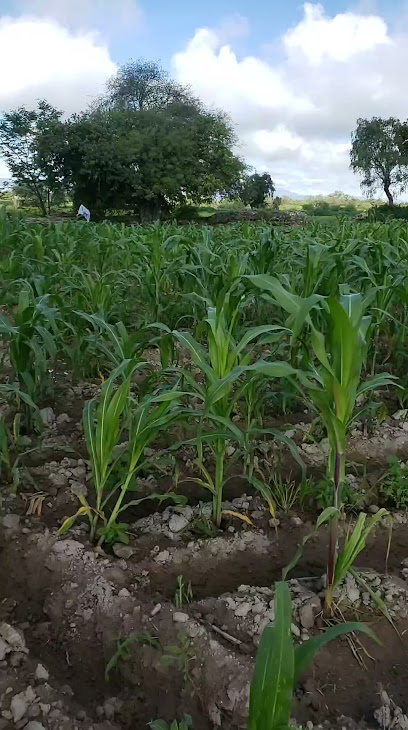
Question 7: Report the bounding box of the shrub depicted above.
[380,456,408,509]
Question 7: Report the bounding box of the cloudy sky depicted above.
[1,0,408,196]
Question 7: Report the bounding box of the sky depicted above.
[1,0,408,197]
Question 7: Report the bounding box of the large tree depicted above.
[0,101,63,216]
[95,59,196,112]
[48,103,243,220]
[239,172,275,208]
[350,117,408,205]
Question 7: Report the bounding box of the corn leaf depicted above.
[294,621,378,681]
[248,581,294,730]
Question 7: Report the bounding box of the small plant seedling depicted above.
[105,631,160,680]
[190,513,220,537]
[149,715,193,730]
[97,521,130,545]
[174,575,194,609]
[267,471,300,513]
[160,630,195,684]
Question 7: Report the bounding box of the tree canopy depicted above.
[95,59,197,112]
[40,103,243,220]
[350,117,408,205]
[0,101,63,216]
[239,173,275,208]
[0,59,244,219]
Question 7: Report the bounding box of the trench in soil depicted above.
[2,518,408,728]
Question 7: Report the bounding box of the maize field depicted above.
[2,212,408,730]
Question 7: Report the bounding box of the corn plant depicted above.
[173,287,292,526]
[248,277,396,610]
[60,360,186,542]
[283,507,389,611]
[0,289,59,426]
[248,581,376,730]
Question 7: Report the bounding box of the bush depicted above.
[369,204,408,222]
[204,209,307,225]
[302,200,358,217]
[380,456,408,509]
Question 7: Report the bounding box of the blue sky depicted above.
[107,0,406,67]
[1,0,408,196]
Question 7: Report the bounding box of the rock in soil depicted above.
[34,664,49,682]
[112,544,134,559]
[299,603,315,630]
[173,612,189,623]
[2,514,20,531]
[10,686,36,722]
[39,407,56,427]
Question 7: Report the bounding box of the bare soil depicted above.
[2,382,408,729]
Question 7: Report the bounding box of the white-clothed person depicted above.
[77,204,91,222]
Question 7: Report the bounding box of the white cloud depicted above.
[172,2,408,197]
[283,2,390,65]
[0,16,116,114]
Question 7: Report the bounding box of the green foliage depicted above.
[369,204,408,222]
[174,575,194,608]
[149,716,193,730]
[0,287,59,425]
[301,475,369,512]
[246,277,396,610]
[59,360,186,541]
[97,59,196,112]
[174,285,291,525]
[160,630,194,684]
[380,456,408,509]
[302,200,358,217]
[39,104,243,221]
[97,521,129,545]
[332,509,388,594]
[0,101,64,216]
[350,117,408,205]
[248,581,377,730]
[105,631,160,680]
[239,173,275,209]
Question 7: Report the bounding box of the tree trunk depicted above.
[47,188,51,216]
[384,183,394,206]
[32,182,48,217]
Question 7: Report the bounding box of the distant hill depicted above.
[278,189,308,200]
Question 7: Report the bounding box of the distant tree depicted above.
[50,104,244,220]
[96,59,196,112]
[0,101,63,216]
[239,173,275,208]
[350,117,408,206]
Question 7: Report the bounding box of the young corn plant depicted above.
[248,277,396,611]
[0,289,59,427]
[248,581,377,730]
[173,287,291,527]
[60,360,186,542]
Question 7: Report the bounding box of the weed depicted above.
[105,631,160,680]
[149,716,192,730]
[174,575,194,608]
[160,630,195,684]
[380,456,408,509]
